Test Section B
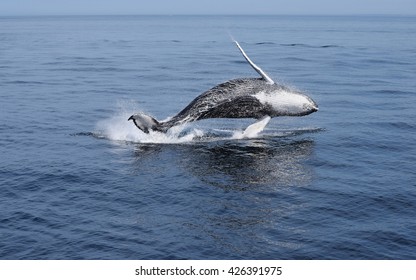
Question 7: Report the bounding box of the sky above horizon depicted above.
[0,0,415,16]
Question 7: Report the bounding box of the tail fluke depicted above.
[128,113,164,134]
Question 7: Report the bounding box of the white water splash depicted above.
[95,108,205,144]
[94,103,297,144]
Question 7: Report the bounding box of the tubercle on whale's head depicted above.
[302,95,319,115]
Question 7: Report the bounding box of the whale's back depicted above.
[163,78,279,126]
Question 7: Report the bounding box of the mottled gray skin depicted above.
[156,78,316,132]
[169,78,276,123]
[159,78,272,130]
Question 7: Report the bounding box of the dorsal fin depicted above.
[234,41,275,85]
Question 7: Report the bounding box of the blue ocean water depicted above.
[0,15,415,259]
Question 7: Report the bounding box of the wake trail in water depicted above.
[93,107,271,144]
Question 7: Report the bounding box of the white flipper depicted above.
[241,116,271,138]
[234,41,275,85]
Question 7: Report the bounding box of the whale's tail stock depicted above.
[128,113,167,134]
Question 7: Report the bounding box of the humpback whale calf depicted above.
[129,41,318,134]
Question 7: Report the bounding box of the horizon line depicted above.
[1,13,415,17]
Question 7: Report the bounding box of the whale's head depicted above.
[255,88,318,117]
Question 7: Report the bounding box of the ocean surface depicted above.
[0,15,415,259]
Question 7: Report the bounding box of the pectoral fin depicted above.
[242,116,271,138]
[234,41,275,85]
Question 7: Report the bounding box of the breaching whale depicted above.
[128,41,318,134]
